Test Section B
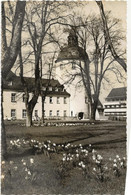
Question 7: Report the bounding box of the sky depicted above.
[9,1,127,104]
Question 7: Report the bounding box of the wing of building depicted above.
[3,72,70,120]
[103,87,127,120]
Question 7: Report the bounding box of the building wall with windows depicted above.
[3,74,70,120]
[55,60,104,119]
[103,87,126,119]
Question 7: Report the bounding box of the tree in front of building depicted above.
[59,12,126,120]
[19,1,70,126]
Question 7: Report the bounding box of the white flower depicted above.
[62,158,66,161]
[28,171,31,175]
[123,157,126,160]
[76,154,79,158]
[114,159,117,163]
[116,155,119,159]
[92,149,96,153]
[96,160,100,164]
[21,159,24,162]
[30,158,34,164]
[25,176,28,180]
[44,144,47,148]
[53,143,56,146]
[76,149,79,153]
[9,161,14,165]
[89,144,91,147]
[113,163,117,167]
[25,168,28,171]
[120,162,124,166]
[118,158,121,161]
[23,162,26,166]
[109,157,112,161]
[2,161,5,165]
[104,166,108,170]
[14,166,18,171]
[92,155,96,160]
[82,164,86,168]
[93,167,96,172]
[67,157,69,161]
[1,174,5,180]
[97,154,103,160]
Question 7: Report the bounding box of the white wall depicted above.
[3,90,70,120]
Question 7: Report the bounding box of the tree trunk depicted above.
[26,108,33,127]
[41,96,45,124]
[1,87,7,159]
[90,103,97,121]
[2,1,26,78]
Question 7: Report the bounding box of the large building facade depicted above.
[3,72,70,120]
[103,87,126,120]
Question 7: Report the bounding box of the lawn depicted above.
[2,120,127,195]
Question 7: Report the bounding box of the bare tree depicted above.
[19,1,70,126]
[60,13,126,120]
[96,1,126,72]
[1,1,26,159]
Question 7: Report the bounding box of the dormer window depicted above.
[55,88,58,92]
[49,87,52,91]
[8,81,12,86]
[42,87,46,91]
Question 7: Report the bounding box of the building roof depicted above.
[3,72,70,97]
[106,87,126,100]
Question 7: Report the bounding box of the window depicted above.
[57,97,60,104]
[72,62,76,69]
[57,110,59,116]
[49,110,52,116]
[11,93,16,102]
[71,111,73,117]
[49,87,52,91]
[23,94,26,102]
[42,87,46,91]
[64,110,67,117]
[55,88,58,92]
[35,110,38,117]
[11,109,16,117]
[64,97,67,104]
[22,109,27,118]
[49,97,53,104]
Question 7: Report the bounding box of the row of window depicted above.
[11,93,67,104]
[105,112,126,116]
[11,109,67,118]
[104,104,126,109]
[106,98,126,102]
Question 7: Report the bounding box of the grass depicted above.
[2,120,127,195]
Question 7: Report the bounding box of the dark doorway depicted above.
[78,112,84,120]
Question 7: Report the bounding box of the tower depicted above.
[55,29,90,119]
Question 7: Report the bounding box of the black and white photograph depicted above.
[1,1,128,194]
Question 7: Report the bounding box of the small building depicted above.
[3,72,70,120]
[103,87,127,120]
